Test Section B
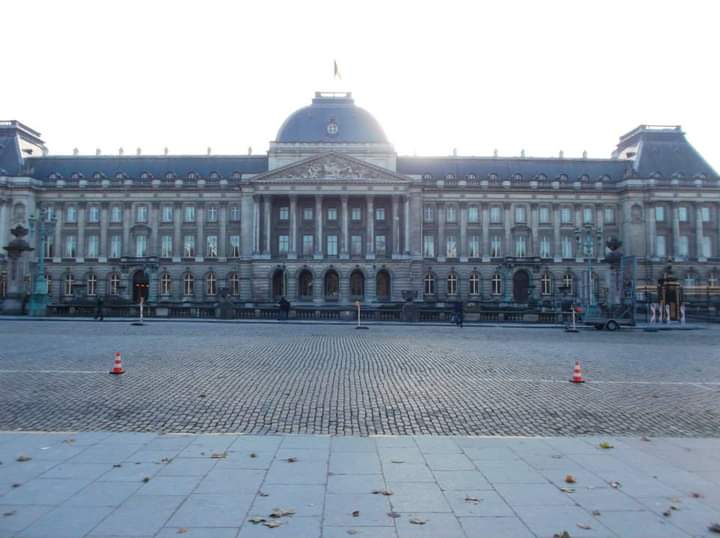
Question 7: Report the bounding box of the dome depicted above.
[276,92,388,144]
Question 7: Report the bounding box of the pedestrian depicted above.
[453,300,464,328]
[278,296,290,321]
[94,296,104,321]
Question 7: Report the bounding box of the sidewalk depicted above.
[1,432,719,537]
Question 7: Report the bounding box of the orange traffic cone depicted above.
[569,360,585,383]
[110,352,125,375]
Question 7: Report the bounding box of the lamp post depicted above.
[28,207,57,316]
[575,224,603,309]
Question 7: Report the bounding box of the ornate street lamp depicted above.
[28,206,57,316]
[575,224,604,309]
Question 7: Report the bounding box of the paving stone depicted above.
[323,527,397,538]
[459,516,536,538]
[0,504,55,535]
[494,483,576,507]
[324,492,392,526]
[40,462,110,481]
[1,478,92,505]
[396,512,466,537]
[327,474,387,494]
[443,490,514,517]
[135,475,202,496]
[568,487,646,512]
[64,481,142,506]
[194,468,265,494]
[330,437,377,453]
[330,451,381,474]
[98,462,164,483]
[388,483,451,513]
[265,461,327,485]
[377,447,425,464]
[156,529,239,538]
[478,460,548,484]
[17,504,113,537]
[432,470,492,491]
[238,516,321,537]
[247,485,325,518]
[383,463,435,483]
[597,509,692,538]
[515,504,614,537]
[423,453,474,471]
[165,493,254,528]
[89,495,185,536]
[156,458,217,477]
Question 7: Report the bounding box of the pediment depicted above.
[252,152,408,184]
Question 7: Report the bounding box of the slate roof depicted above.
[0,135,22,176]
[627,129,717,179]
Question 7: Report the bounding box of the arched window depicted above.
[324,270,339,299]
[109,272,121,296]
[64,273,74,296]
[562,273,574,294]
[447,272,458,295]
[491,272,502,295]
[298,270,313,299]
[541,272,553,296]
[350,270,365,298]
[183,273,194,296]
[228,272,240,296]
[87,273,97,297]
[684,273,697,288]
[206,272,217,296]
[160,272,172,295]
[376,270,391,300]
[424,272,435,296]
[469,272,480,295]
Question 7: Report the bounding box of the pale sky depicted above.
[2,0,718,170]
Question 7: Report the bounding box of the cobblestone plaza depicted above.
[1,321,718,437]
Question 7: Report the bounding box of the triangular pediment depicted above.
[252,152,408,183]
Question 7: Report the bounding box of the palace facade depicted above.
[0,91,718,314]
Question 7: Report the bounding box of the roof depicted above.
[0,135,22,176]
[275,92,388,144]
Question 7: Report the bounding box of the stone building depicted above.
[0,92,718,315]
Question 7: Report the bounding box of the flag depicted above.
[333,60,342,80]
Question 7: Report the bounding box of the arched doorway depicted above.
[132,270,149,303]
[376,270,391,301]
[350,270,365,299]
[324,270,339,299]
[298,269,313,300]
[272,269,286,299]
[512,270,529,304]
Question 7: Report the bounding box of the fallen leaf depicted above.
[390,460,404,464]
[409,517,427,525]
[609,481,621,489]
[198,394,206,398]
[553,532,571,538]
[565,474,576,484]
[112,464,122,468]
[177,529,188,535]
[592,510,601,516]
[287,457,298,463]
[708,523,720,533]
[142,476,150,483]
[270,508,296,518]
[690,492,703,499]
[371,489,393,496]
[663,510,672,517]
[2,510,16,517]
[258,491,270,497]
[352,510,360,517]
[160,458,173,464]
[15,455,31,463]
[250,453,257,458]
[346,531,359,536]
[551,455,563,459]
[641,436,651,442]
[63,438,76,444]
[577,522,592,529]
[599,441,614,449]
[464,496,482,504]
[210,452,227,459]
[11,483,21,488]
[248,516,266,524]
[263,520,281,528]
[387,511,401,519]
[560,487,576,493]
[670,504,679,511]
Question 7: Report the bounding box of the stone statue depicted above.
[680,304,686,324]
[650,303,656,324]
[665,304,670,323]
[2,225,34,314]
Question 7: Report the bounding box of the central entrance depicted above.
[132,270,149,303]
[512,270,529,304]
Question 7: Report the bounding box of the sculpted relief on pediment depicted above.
[272,155,388,181]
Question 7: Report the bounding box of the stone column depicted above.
[264,196,272,255]
[672,204,681,259]
[0,200,7,251]
[696,204,705,260]
[409,192,422,256]
[530,204,538,257]
[122,203,131,256]
[315,195,323,258]
[437,203,445,259]
[403,196,410,254]
[459,202,467,260]
[552,204,561,262]
[240,193,254,257]
[77,202,86,258]
[196,204,205,258]
[253,196,260,254]
[289,195,298,259]
[575,205,582,228]
[173,202,182,257]
[219,203,227,258]
[340,195,349,258]
[503,203,512,257]
[366,195,375,258]
[645,205,655,259]
[150,202,159,257]
[392,195,401,256]
[54,203,63,259]
[481,202,490,261]
[99,202,109,258]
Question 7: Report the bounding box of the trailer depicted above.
[581,255,637,331]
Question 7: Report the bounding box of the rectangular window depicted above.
[161,235,173,257]
[279,207,289,221]
[655,235,666,257]
[136,235,147,257]
[514,207,526,224]
[46,207,56,221]
[303,208,313,221]
[678,207,688,222]
[604,207,615,224]
[678,235,689,257]
[206,207,218,223]
[111,206,122,223]
[446,206,457,223]
[539,207,550,224]
[490,207,501,223]
[515,236,527,257]
[110,235,122,258]
[702,236,712,258]
[230,235,241,257]
[87,235,99,258]
[701,206,711,222]
[583,207,593,224]
[655,206,665,222]
[446,235,457,258]
[560,208,572,224]
[45,237,54,258]
[88,206,100,223]
[327,234,338,256]
[423,235,435,257]
[65,236,77,257]
[327,208,337,221]
[375,208,385,221]
[162,206,173,223]
[562,236,573,258]
[184,206,195,223]
[136,205,148,223]
[230,206,241,221]
[351,207,362,221]
[66,206,77,223]
[278,235,289,255]
[183,235,196,257]
[540,236,551,258]
[468,235,480,258]
[490,236,502,257]
[302,235,314,255]
[423,205,434,223]
[374,235,385,256]
[206,235,218,257]
[351,235,363,256]
[468,206,479,223]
